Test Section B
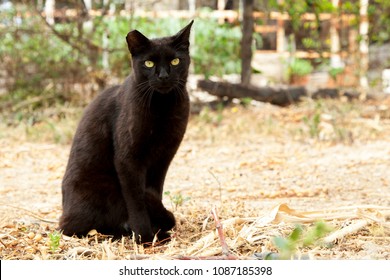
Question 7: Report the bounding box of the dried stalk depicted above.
[210,206,238,259]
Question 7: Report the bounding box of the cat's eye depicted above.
[171,58,180,66]
[144,60,154,68]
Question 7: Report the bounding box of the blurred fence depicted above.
[0,5,366,115]
[41,7,363,86]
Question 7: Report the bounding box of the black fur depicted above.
[59,21,194,244]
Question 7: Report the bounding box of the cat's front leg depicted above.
[146,161,171,199]
[114,160,154,244]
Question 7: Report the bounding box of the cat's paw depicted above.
[136,231,155,244]
[126,222,154,244]
[126,229,154,244]
[156,230,174,244]
[145,190,176,232]
[154,209,176,232]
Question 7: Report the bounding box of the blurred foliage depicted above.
[288,58,314,77]
[267,0,389,44]
[0,5,83,105]
[0,0,389,123]
[270,221,333,260]
[192,12,242,78]
[367,0,390,44]
[270,0,334,31]
[0,5,241,120]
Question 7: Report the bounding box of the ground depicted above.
[0,97,389,260]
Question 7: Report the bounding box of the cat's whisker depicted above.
[145,88,154,111]
[174,88,185,103]
[134,81,156,112]
[135,81,151,92]
[135,82,150,93]
[138,88,150,110]
[174,81,187,102]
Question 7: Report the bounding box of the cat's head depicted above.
[126,20,194,94]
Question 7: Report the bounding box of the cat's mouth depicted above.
[152,84,174,93]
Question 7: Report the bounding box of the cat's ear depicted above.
[126,30,150,56]
[172,20,194,51]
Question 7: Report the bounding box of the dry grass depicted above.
[1,96,390,260]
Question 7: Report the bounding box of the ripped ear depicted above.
[126,30,150,56]
[172,20,194,51]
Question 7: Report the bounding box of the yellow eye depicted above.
[171,58,180,66]
[145,60,154,68]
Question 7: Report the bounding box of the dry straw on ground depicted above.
[0,202,389,260]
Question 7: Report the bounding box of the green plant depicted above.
[302,100,323,139]
[215,103,225,125]
[164,191,190,211]
[367,0,390,44]
[198,103,225,126]
[288,58,314,77]
[302,221,333,247]
[302,37,321,50]
[303,112,321,138]
[191,12,242,78]
[48,231,61,253]
[270,221,333,260]
[240,97,253,107]
[329,67,344,81]
[0,6,242,123]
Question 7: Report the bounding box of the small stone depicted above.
[27,232,35,239]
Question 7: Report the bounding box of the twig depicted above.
[26,0,121,54]
[210,206,238,259]
[0,203,57,224]
[0,238,7,248]
[120,254,249,260]
[26,1,90,55]
[177,255,245,260]
[323,219,369,244]
[208,169,222,202]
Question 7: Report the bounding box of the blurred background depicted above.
[0,0,389,139]
[1,1,390,261]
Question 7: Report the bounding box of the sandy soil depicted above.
[1,99,389,259]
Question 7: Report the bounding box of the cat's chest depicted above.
[127,109,186,142]
[123,114,185,163]
[144,114,184,140]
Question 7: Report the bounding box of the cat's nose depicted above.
[158,68,169,81]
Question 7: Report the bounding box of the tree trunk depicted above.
[83,0,92,10]
[359,0,369,98]
[44,0,55,25]
[198,79,307,106]
[241,0,254,86]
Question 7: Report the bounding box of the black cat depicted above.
[59,21,194,244]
